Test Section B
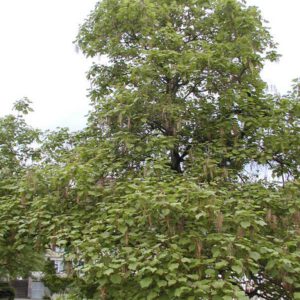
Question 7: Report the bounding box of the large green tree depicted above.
[11,0,300,299]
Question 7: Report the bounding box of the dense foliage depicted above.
[42,259,72,294]
[0,99,44,278]
[0,0,299,299]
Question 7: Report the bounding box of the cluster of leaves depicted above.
[0,0,299,299]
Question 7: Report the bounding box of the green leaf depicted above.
[174,287,191,297]
[118,224,128,234]
[128,262,138,270]
[255,219,267,226]
[168,279,177,286]
[266,259,276,270]
[215,260,228,269]
[110,274,122,284]
[147,291,158,300]
[294,292,300,299]
[240,221,251,229]
[103,268,114,276]
[232,265,243,274]
[205,269,216,277]
[157,280,167,288]
[16,244,25,251]
[181,257,191,263]
[234,290,248,300]
[140,277,153,289]
[212,280,225,289]
[169,263,179,271]
[249,251,261,261]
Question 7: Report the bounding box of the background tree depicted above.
[0,99,44,279]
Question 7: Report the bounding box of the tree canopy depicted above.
[0,0,299,299]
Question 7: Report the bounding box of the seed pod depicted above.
[216,212,224,232]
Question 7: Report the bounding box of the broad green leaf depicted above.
[140,277,153,289]
[249,251,261,261]
[232,265,243,274]
[110,274,122,284]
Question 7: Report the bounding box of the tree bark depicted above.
[171,148,182,173]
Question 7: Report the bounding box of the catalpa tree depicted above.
[15,0,300,299]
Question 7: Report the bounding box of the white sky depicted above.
[247,0,300,94]
[0,0,97,130]
[0,0,299,130]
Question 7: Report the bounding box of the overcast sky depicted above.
[0,0,299,130]
[0,0,97,130]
